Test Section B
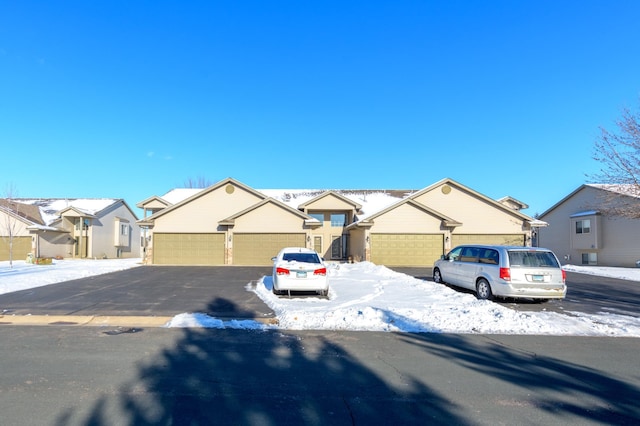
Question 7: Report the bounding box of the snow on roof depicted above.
[257,189,412,220]
[16,198,120,226]
[570,210,599,218]
[588,183,640,198]
[154,187,412,220]
[160,188,203,205]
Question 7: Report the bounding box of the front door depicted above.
[331,235,344,260]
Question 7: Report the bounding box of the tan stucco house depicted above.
[0,198,140,261]
[138,177,542,267]
[538,184,640,267]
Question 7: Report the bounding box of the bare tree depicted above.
[183,176,213,188]
[591,102,640,218]
[0,183,21,268]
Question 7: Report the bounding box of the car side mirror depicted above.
[271,257,277,262]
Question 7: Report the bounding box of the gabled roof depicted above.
[219,198,319,226]
[412,178,537,222]
[497,196,529,211]
[297,190,363,211]
[136,195,172,209]
[10,198,136,226]
[139,177,267,224]
[258,189,411,219]
[538,183,640,219]
[56,206,98,219]
[347,198,461,229]
[0,199,45,225]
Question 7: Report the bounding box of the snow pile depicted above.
[0,258,142,295]
[2,258,640,336]
[246,262,640,336]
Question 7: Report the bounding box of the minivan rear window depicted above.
[508,251,560,268]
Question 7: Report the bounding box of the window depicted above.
[509,251,560,268]
[581,253,597,265]
[313,236,322,254]
[330,213,346,227]
[309,213,324,225]
[75,218,89,231]
[576,219,591,234]
[283,252,321,264]
[120,224,129,236]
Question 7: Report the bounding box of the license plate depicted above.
[296,271,307,278]
[532,275,544,282]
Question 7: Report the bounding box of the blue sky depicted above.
[2,1,639,217]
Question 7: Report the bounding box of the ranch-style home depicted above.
[137,177,544,267]
[0,198,140,261]
[538,184,640,267]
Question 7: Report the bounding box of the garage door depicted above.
[370,234,443,267]
[0,236,31,261]
[451,234,525,247]
[153,233,225,265]
[233,233,305,266]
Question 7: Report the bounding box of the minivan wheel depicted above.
[433,268,443,284]
[476,279,493,300]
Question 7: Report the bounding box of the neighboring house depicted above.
[538,184,640,267]
[138,177,542,267]
[0,199,44,261]
[0,198,140,261]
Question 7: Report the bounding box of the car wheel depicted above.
[433,268,443,284]
[476,279,493,300]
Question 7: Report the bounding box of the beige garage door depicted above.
[451,234,525,248]
[153,233,225,265]
[370,234,443,267]
[0,236,31,261]
[233,233,305,266]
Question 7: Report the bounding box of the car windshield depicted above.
[282,253,321,264]
[508,251,560,268]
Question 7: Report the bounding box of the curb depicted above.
[0,315,172,327]
[0,315,279,328]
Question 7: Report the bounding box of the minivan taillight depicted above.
[562,269,566,283]
[500,267,511,281]
[276,267,290,275]
[313,267,327,276]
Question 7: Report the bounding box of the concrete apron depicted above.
[0,315,279,328]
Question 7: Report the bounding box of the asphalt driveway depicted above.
[0,266,274,320]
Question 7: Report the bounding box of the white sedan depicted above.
[271,247,329,296]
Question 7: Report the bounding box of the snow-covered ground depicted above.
[2,258,640,336]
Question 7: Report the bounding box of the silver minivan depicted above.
[433,245,566,301]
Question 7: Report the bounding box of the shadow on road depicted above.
[51,299,640,425]
[53,299,464,425]
[400,333,640,424]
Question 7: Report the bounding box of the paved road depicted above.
[0,266,273,319]
[1,326,638,425]
[393,267,640,318]
[2,266,638,322]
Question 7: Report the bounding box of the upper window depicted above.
[330,213,347,227]
[75,218,90,230]
[309,213,324,225]
[120,224,129,236]
[576,219,591,234]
